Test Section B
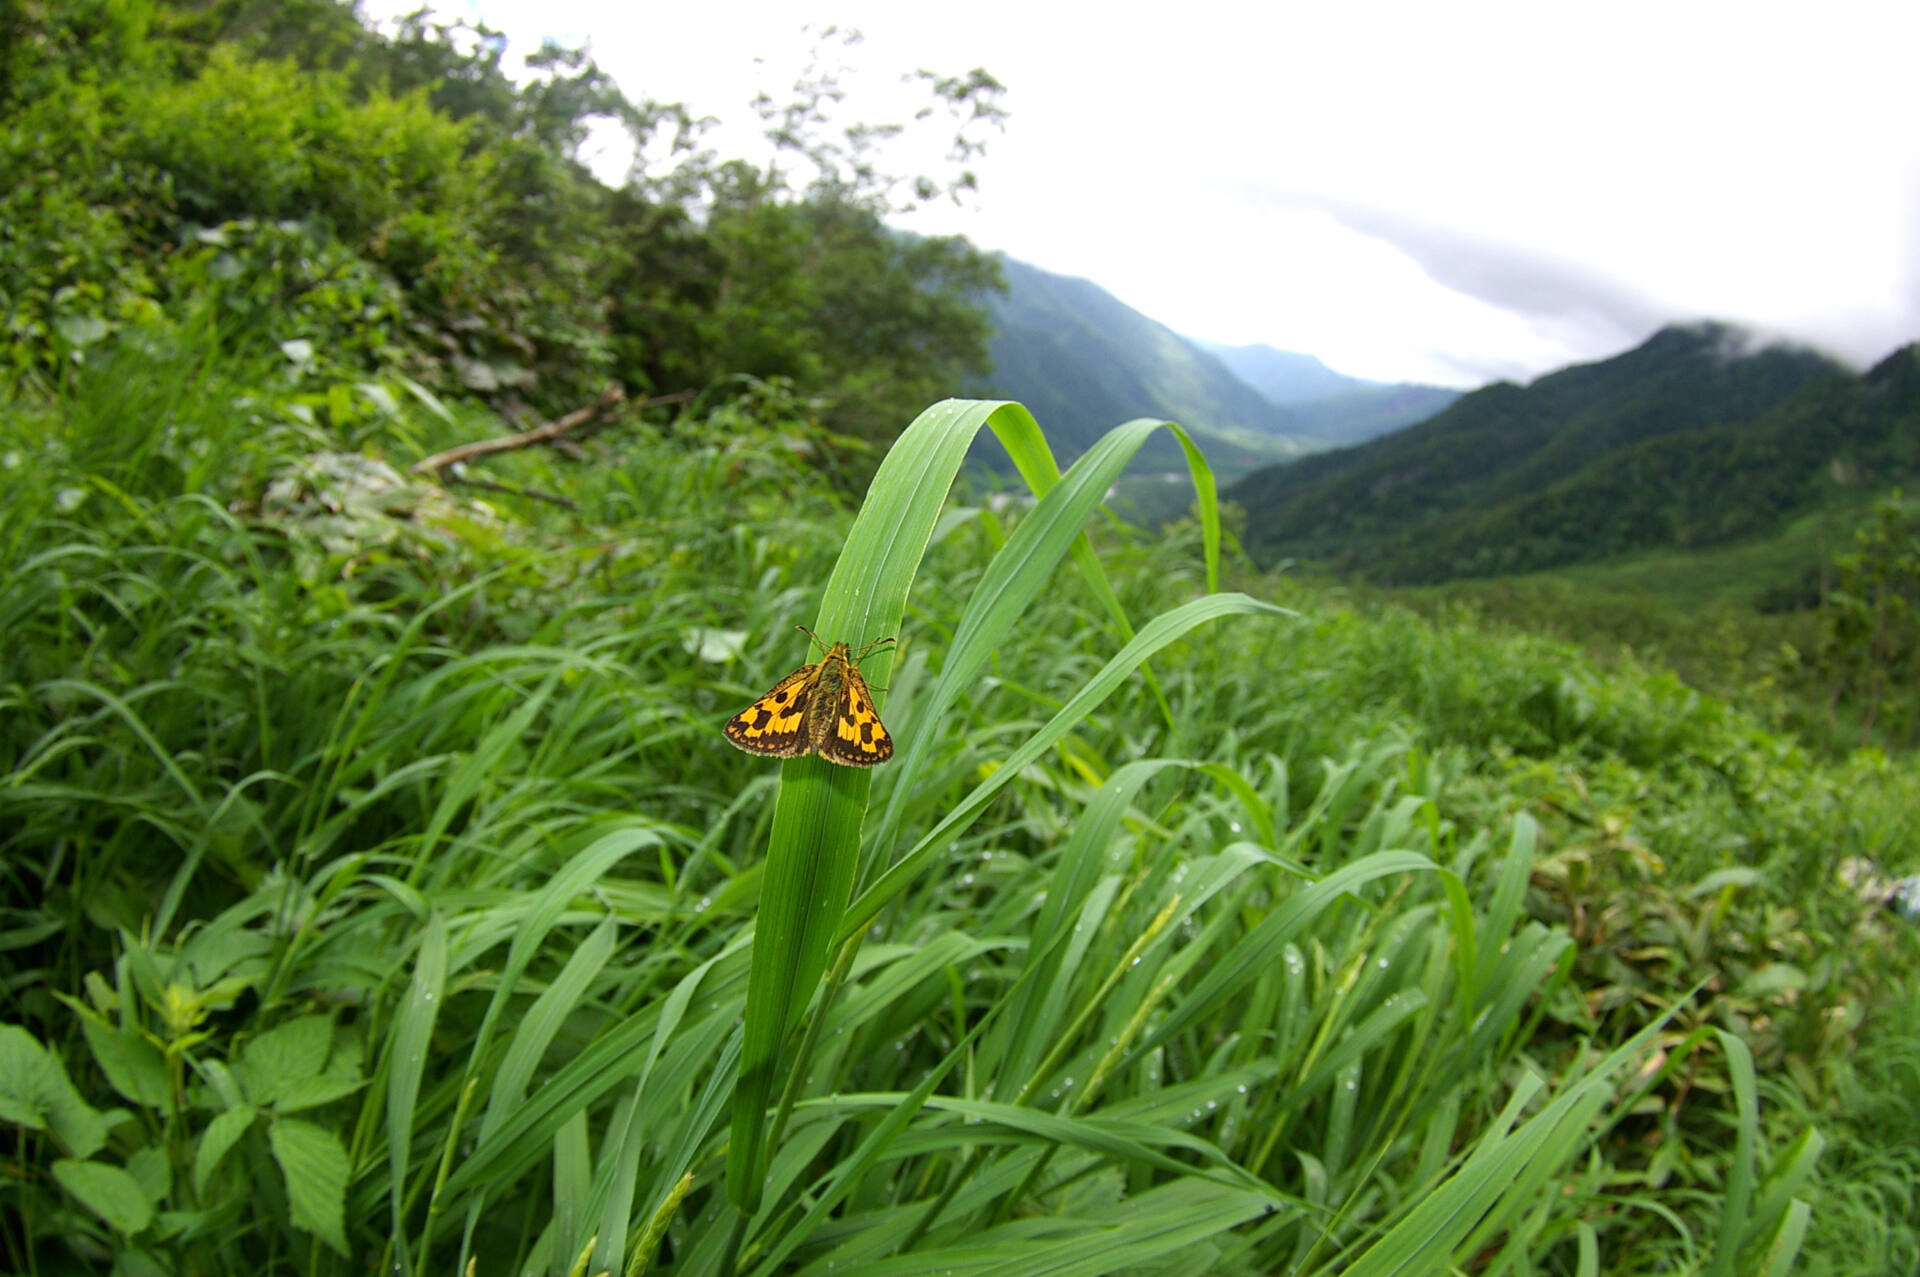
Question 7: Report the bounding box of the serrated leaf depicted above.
[194,1105,257,1196]
[269,1117,350,1256]
[238,1015,335,1108]
[0,1023,108,1157]
[54,1159,154,1235]
[259,1023,362,1114]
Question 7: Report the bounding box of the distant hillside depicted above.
[1286,383,1464,447]
[1196,341,1463,445]
[1226,322,1891,582]
[1192,341,1376,402]
[975,257,1310,479]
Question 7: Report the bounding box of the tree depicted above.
[1820,491,1920,744]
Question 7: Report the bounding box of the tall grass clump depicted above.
[6,339,1913,1274]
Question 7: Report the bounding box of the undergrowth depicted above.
[3,342,1917,1274]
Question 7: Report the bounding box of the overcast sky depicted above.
[364,0,1919,388]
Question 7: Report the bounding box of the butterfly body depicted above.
[724,628,895,766]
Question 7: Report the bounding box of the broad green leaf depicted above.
[270,1118,351,1256]
[78,1012,170,1109]
[194,1104,257,1196]
[271,1034,364,1114]
[54,1158,153,1235]
[0,1024,108,1158]
[238,1014,333,1108]
[125,1145,171,1207]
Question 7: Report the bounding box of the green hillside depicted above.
[1227,322,1863,580]
[1193,339,1375,401]
[1287,381,1464,446]
[1424,345,1920,578]
[1198,340,1462,445]
[977,257,1309,478]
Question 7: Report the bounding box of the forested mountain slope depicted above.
[1226,322,1873,580]
[976,256,1308,477]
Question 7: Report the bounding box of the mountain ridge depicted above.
[974,256,1306,478]
[1224,321,1911,583]
[974,256,1465,477]
[1195,339,1463,446]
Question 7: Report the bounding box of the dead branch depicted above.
[409,386,694,479]
[444,474,579,510]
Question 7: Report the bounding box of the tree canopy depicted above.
[1,0,1008,462]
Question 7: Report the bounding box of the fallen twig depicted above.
[410,385,693,478]
[444,474,579,511]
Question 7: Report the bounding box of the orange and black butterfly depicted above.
[723,626,895,766]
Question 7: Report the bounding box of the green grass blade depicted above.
[993,758,1190,1101]
[1343,1010,1682,1276]
[1135,851,1437,1057]
[842,593,1294,943]
[725,399,1042,1214]
[387,911,447,1269]
[473,828,661,1140]
[871,415,1219,861]
[1707,1028,1759,1277]
[1755,1199,1813,1277]
[727,400,1242,1215]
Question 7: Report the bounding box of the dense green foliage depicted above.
[6,5,1920,1274]
[1226,323,1893,582]
[1374,485,1920,755]
[7,341,1919,1274]
[1,0,1003,463]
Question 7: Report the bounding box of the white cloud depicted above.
[362,0,1920,385]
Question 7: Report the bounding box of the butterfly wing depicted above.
[820,664,893,766]
[723,663,816,757]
